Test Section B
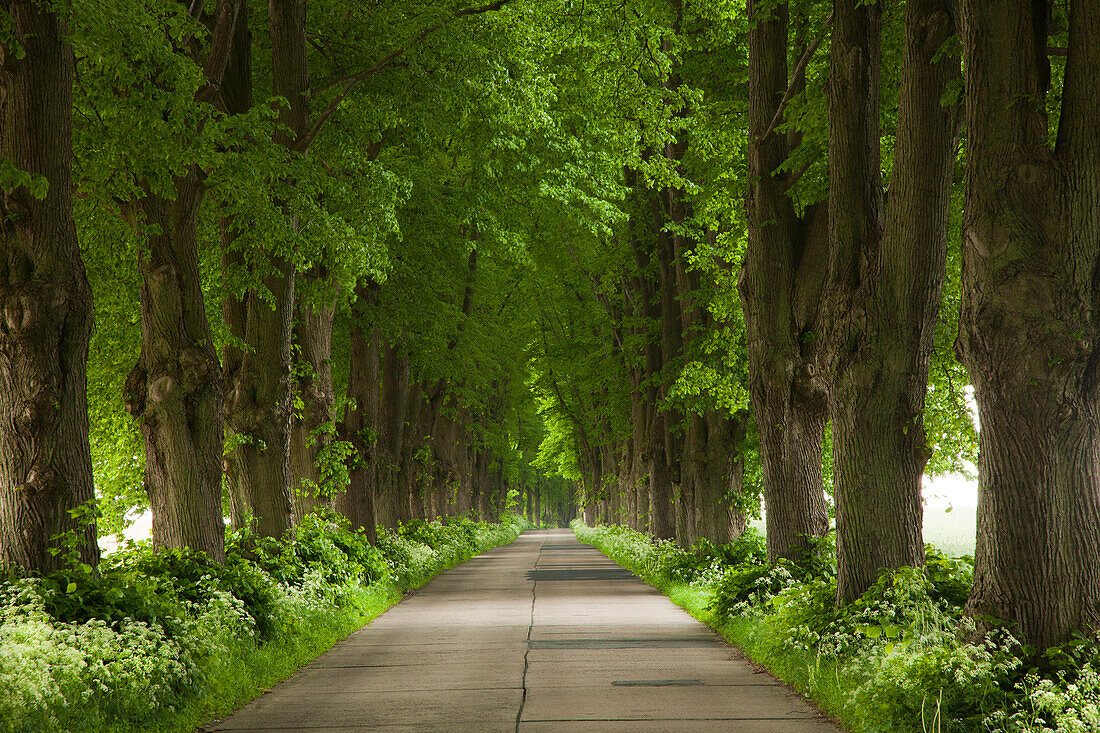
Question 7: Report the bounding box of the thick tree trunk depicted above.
[958,0,1100,651]
[464,445,479,518]
[740,0,830,565]
[648,412,675,539]
[290,272,336,521]
[224,258,295,538]
[336,293,379,542]
[476,449,490,520]
[122,0,243,563]
[0,3,99,570]
[696,413,749,544]
[221,0,308,538]
[757,385,829,561]
[825,0,959,603]
[621,443,636,529]
[633,438,649,532]
[398,380,424,520]
[677,414,701,547]
[278,0,326,523]
[376,341,410,528]
[127,182,226,562]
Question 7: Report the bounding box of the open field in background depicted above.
[749,504,978,558]
[923,505,977,557]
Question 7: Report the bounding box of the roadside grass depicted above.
[0,512,527,733]
[573,521,1100,733]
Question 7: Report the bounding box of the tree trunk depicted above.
[290,271,337,521]
[376,340,410,528]
[740,0,830,565]
[398,380,424,520]
[122,0,245,563]
[336,289,380,542]
[476,449,491,521]
[824,0,960,603]
[635,455,649,531]
[697,413,749,544]
[221,0,308,538]
[534,483,541,526]
[648,412,675,539]
[957,0,1100,651]
[276,0,327,522]
[0,3,100,570]
[127,181,227,561]
[224,257,295,538]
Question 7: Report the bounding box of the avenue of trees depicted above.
[1,0,1097,656]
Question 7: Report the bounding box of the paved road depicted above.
[207,528,841,732]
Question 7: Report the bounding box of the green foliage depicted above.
[0,159,48,200]
[924,544,974,610]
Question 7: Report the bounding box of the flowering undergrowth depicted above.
[0,511,526,733]
[573,520,1100,733]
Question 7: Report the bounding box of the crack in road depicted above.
[514,529,548,733]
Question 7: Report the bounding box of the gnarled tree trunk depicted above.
[123,0,245,563]
[0,2,99,570]
[958,0,1100,651]
[128,181,227,562]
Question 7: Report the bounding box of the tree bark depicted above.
[127,179,227,562]
[221,0,309,538]
[958,0,1100,651]
[336,284,380,541]
[121,0,245,563]
[290,270,337,521]
[740,0,830,565]
[224,256,295,538]
[696,412,750,544]
[376,340,410,528]
[824,0,960,603]
[398,379,424,520]
[0,2,100,570]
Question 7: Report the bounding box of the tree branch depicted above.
[782,156,816,192]
[296,0,512,153]
[757,11,833,143]
[196,0,243,106]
